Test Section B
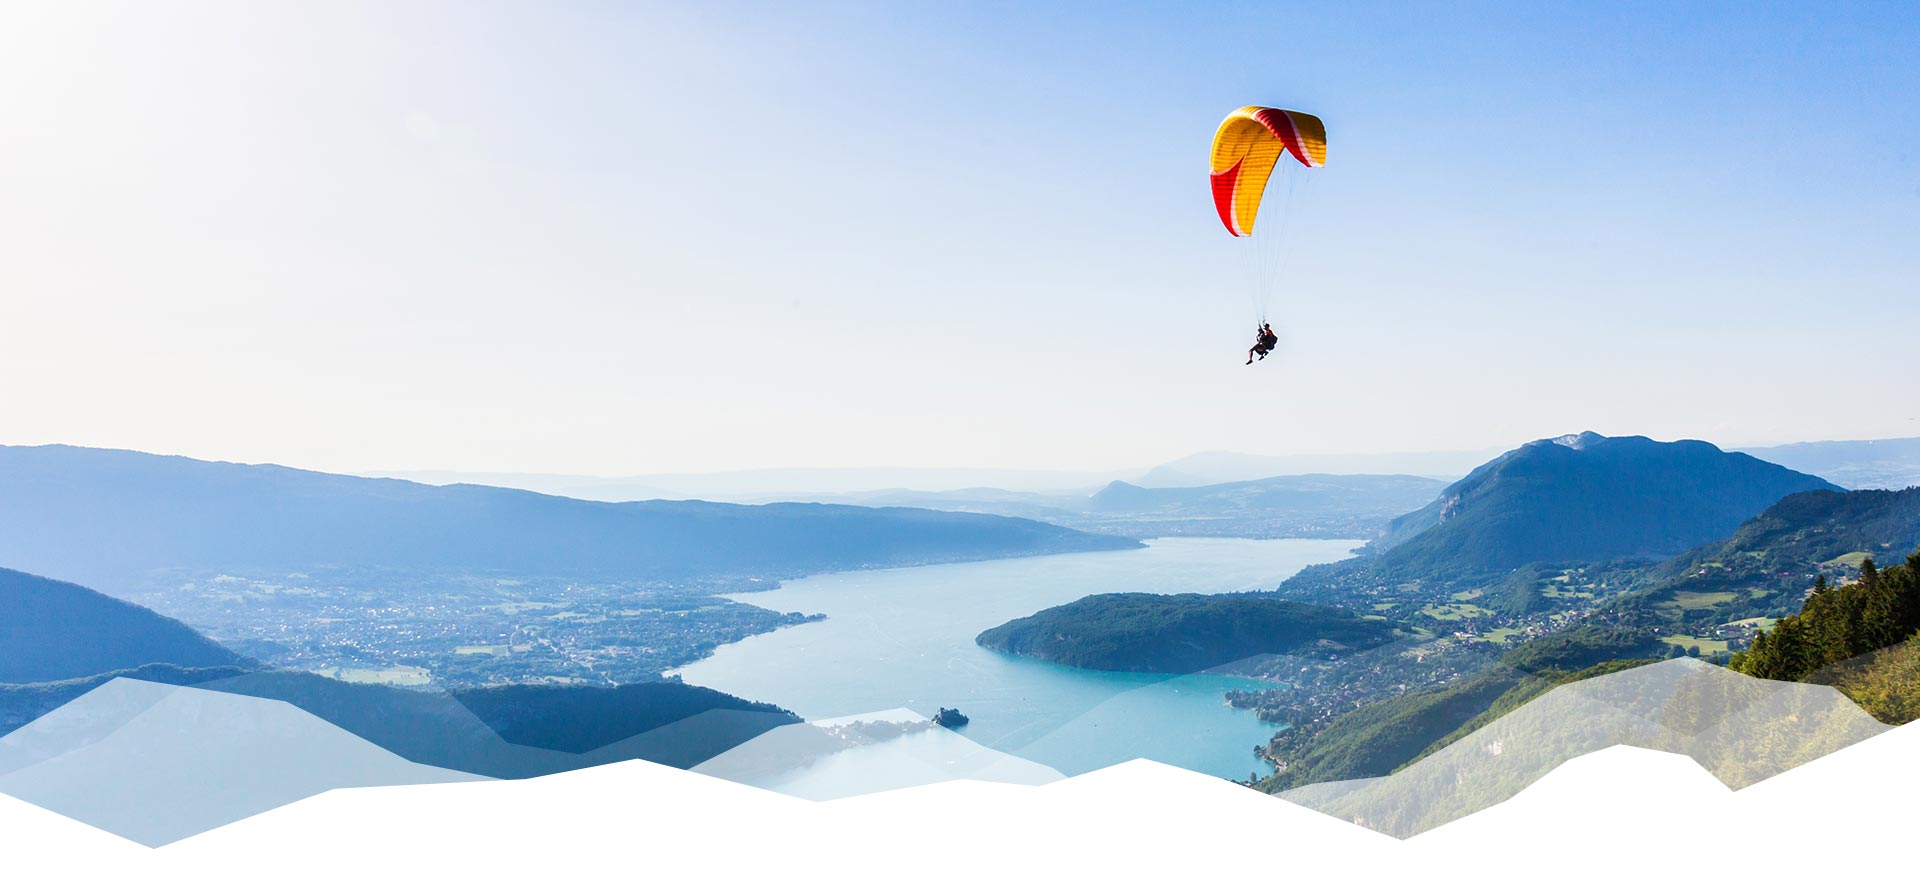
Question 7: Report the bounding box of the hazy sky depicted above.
[3,1,1916,476]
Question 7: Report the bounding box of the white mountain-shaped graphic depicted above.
[0,679,486,846]
[690,708,1066,798]
[1278,658,1886,836]
[0,659,1909,859]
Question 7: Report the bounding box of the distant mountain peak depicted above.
[1364,433,1838,577]
[1548,431,1609,450]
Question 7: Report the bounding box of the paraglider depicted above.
[1209,106,1326,363]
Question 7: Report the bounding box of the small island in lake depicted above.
[931,707,970,728]
[975,592,1401,674]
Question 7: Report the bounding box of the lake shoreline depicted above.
[679,537,1362,780]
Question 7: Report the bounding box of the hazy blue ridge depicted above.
[1739,437,1920,490]
[0,567,254,683]
[808,473,1446,539]
[0,444,1139,594]
[1086,473,1444,517]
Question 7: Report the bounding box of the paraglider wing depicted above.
[1208,107,1327,237]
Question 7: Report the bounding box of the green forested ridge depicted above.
[1252,626,1664,791]
[1498,625,1668,673]
[1255,666,1523,792]
[1609,487,1920,627]
[975,593,1399,674]
[1257,656,1655,794]
[1733,552,1920,683]
[1404,659,1659,763]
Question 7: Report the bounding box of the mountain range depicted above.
[367,465,1142,501]
[1739,437,1920,490]
[813,473,1445,539]
[1256,455,1920,796]
[9,430,1919,843]
[1132,449,1501,487]
[356,435,1920,506]
[1305,433,1838,596]
[0,444,1137,594]
[1383,432,1835,568]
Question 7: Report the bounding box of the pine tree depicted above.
[1861,558,1903,651]
[1734,553,1920,682]
[1801,576,1854,669]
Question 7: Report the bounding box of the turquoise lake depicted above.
[678,537,1363,780]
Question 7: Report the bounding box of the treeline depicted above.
[975,593,1398,675]
[1733,552,1920,681]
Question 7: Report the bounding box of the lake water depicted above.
[679,537,1362,780]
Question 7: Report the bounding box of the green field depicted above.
[1479,627,1523,644]
[1420,603,1492,621]
[1826,551,1874,567]
[1660,634,1729,655]
[1660,590,1738,610]
[1542,585,1594,599]
[1450,588,1485,602]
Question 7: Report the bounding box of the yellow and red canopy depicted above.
[1208,107,1327,237]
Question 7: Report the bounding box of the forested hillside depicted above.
[976,593,1399,674]
[0,567,250,683]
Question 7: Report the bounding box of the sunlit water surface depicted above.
[680,537,1362,779]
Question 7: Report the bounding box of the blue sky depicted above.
[2,1,1915,475]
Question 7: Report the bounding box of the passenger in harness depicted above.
[1245,322,1278,365]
